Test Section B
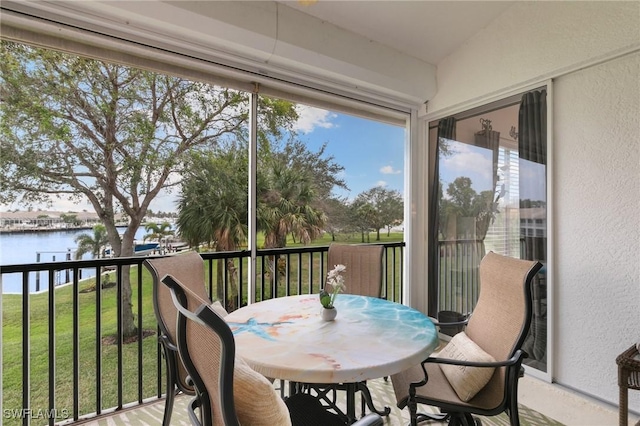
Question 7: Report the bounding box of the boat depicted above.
[104,240,160,257]
[131,241,160,256]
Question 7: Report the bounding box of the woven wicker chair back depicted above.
[145,252,209,390]
[174,279,231,426]
[327,244,384,298]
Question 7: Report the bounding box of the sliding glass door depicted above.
[428,88,548,372]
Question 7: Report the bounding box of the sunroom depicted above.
[0,1,638,425]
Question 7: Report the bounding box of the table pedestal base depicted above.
[289,381,391,424]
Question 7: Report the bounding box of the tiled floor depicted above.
[79,376,638,426]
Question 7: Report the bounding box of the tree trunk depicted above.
[119,230,138,338]
[216,258,225,302]
[376,229,381,241]
[120,266,137,337]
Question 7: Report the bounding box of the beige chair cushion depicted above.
[234,357,291,426]
[437,332,496,402]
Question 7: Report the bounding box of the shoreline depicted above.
[0,226,94,234]
[0,224,133,234]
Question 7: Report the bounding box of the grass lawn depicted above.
[2,232,403,424]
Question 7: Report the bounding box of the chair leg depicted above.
[508,386,520,426]
[357,382,391,416]
[462,413,477,426]
[508,404,521,426]
[163,350,177,426]
[164,388,176,426]
[408,398,418,426]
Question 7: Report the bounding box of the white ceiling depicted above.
[280,1,515,64]
[0,0,516,106]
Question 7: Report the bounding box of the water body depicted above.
[0,227,147,294]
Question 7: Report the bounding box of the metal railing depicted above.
[436,239,484,316]
[0,242,403,425]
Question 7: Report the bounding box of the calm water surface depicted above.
[0,227,146,293]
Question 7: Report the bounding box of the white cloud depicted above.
[293,105,337,133]
[442,144,493,184]
[375,180,388,187]
[380,165,401,175]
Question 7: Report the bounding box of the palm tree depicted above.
[143,221,175,253]
[256,163,326,294]
[259,166,326,249]
[177,148,248,252]
[177,148,248,306]
[74,224,109,260]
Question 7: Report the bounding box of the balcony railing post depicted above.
[22,273,30,426]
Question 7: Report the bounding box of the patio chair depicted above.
[327,243,384,297]
[161,273,384,426]
[144,251,214,426]
[391,251,542,426]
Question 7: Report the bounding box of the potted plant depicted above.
[320,264,346,321]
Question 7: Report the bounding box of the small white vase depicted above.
[321,307,337,321]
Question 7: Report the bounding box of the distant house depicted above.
[0,211,102,229]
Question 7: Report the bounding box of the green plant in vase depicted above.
[320,264,346,321]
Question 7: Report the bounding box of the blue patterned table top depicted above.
[225,294,438,383]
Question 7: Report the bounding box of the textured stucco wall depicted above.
[554,50,639,410]
[426,1,640,411]
[429,1,640,112]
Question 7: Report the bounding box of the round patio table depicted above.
[225,294,438,421]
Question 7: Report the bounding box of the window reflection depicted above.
[428,90,548,372]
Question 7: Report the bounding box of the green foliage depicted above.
[143,221,174,242]
[0,42,300,336]
[439,176,499,240]
[177,145,249,251]
[60,213,81,226]
[0,40,250,256]
[322,196,351,240]
[319,289,332,308]
[349,187,404,242]
[74,223,109,259]
[177,128,346,251]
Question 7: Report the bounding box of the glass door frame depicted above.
[421,81,554,382]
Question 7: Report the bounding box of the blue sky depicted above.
[292,105,405,201]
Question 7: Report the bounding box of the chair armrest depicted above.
[409,350,527,389]
[422,349,525,369]
[158,334,179,353]
[352,413,384,426]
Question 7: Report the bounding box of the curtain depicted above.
[427,117,455,316]
[519,89,547,263]
[518,89,547,368]
[473,127,501,242]
[519,90,547,164]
